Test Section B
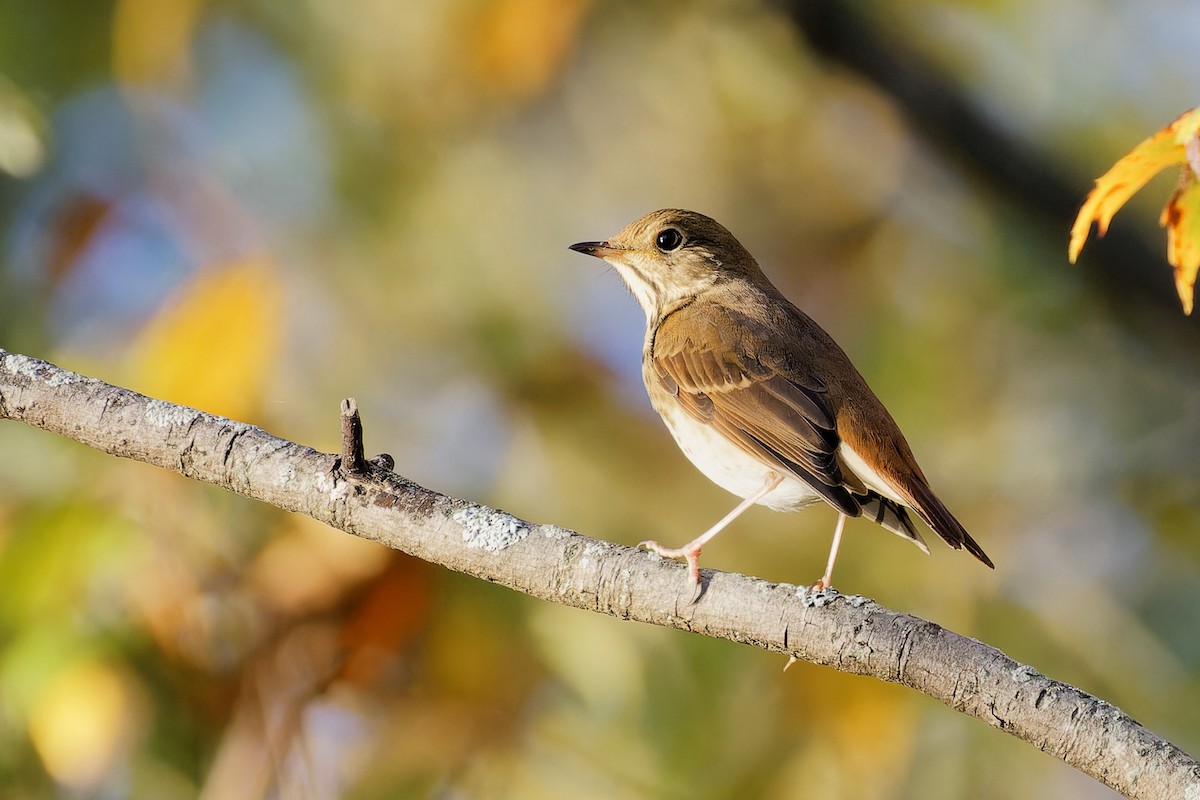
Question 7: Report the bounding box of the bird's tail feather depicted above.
[906,481,994,568]
[856,493,929,554]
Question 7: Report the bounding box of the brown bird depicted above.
[569,209,992,592]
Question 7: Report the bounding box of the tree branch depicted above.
[1,348,1196,799]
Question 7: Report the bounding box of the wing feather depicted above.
[651,304,857,514]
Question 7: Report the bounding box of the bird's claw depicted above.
[639,539,704,597]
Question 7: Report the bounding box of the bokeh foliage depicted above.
[1,1,1198,798]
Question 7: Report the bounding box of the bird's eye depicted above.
[655,228,683,252]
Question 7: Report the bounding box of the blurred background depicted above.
[1,1,1198,797]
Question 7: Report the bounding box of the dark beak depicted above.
[568,240,618,257]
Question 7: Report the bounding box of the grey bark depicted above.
[1,348,1197,800]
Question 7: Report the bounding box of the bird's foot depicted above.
[638,539,703,593]
[800,581,840,608]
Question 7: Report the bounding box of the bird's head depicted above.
[569,208,765,320]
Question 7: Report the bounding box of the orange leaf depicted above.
[1161,174,1200,315]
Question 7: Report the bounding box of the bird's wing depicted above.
[650,302,861,516]
[653,300,991,566]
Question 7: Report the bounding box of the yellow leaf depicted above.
[112,0,205,88]
[1161,175,1200,314]
[1169,106,1200,149]
[127,257,283,420]
[1070,106,1200,314]
[28,661,143,791]
[470,0,592,101]
[1068,127,1183,263]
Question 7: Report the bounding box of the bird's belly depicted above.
[655,402,823,512]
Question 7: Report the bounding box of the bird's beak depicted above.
[569,240,622,258]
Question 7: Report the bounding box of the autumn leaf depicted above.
[111,0,204,88]
[1069,107,1200,314]
[469,0,592,101]
[1161,176,1200,314]
[126,257,283,421]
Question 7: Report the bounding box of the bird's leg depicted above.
[640,473,784,591]
[810,512,848,593]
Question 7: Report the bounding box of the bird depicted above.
[568,209,992,593]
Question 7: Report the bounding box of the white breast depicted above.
[653,400,824,512]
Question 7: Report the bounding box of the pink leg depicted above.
[810,512,848,592]
[640,473,785,591]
